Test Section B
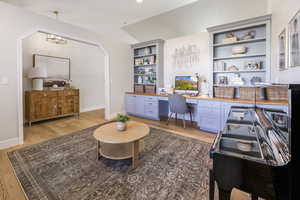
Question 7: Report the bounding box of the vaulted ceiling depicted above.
[0,0,198,42]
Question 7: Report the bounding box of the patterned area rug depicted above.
[8,125,212,200]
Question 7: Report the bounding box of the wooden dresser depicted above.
[25,89,80,126]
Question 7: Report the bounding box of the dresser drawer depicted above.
[144,109,158,118]
[198,100,221,109]
[64,90,77,96]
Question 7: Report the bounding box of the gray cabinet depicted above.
[125,94,159,120]
[198,100,222,133]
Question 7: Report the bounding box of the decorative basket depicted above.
[239,88,264,100]
[214,87,235,99]
[144,85,156,93]
[266,87,288,100]
[134,85,144,93]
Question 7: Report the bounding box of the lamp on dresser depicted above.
[28,66,47,91]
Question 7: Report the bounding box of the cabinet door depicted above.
[126,95,137,114]
[34,94,58,119]
[62,95,76,115]
[197,100,221,133]
[135,96,145,115]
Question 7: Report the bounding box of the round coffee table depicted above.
[93,121,150,169]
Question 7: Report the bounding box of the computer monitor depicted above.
[175,76,198,92]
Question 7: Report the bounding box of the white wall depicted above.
[164,33,209,88]
[0,2,131,148]
[123,0,268,42]
[23,32,105,112]
[269,0,300,83]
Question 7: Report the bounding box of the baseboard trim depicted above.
[0,137,19,150]
[81,105,104,113]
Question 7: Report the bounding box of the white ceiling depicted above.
[1,0,198,42]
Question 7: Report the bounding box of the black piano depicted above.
[209,84,298,200]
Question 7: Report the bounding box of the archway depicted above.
[17,28,111,145]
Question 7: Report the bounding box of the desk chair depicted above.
[166,94,193,128]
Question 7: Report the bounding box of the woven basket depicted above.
[214,87,235,99]
[266,87,288,100]
[239,88,264,100]
[134,85,144,93]
[145,85,156,93]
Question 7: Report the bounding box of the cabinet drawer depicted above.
[144,109,158,118]
[144,101,158,108]
[198,100,221,109]
[186,99,198,104]
[31,91,57,98]
[144,96,158,102]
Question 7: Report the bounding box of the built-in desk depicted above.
[125,92,288,133]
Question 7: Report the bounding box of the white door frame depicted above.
[17,28,111,145]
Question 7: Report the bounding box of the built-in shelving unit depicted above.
[131,39,164,92]
[207,15,272,96]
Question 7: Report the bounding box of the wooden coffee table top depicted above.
[93,121,150,144]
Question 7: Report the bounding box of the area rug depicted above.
[8,125,212,200]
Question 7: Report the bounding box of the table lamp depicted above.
[28,67,48,90]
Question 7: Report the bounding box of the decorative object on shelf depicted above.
[250,76,262,85]
[149,56,156,64]
[144,47,151,55]
[214,61,226,71]
[116,114,129,131]
[278,29,287,71]
[227,65,239,71]
[28,66,48,91]
[230,74,245,86]
[288,9,300,67]
[244,60,262,70]
[242,30,256,40]
[223,32,238,43]
[172,44,201,69]
[217,76,228,85]
[232,45,247,55]
[158,88,167,94]
[46,12,67,45]
[137,76,143,84]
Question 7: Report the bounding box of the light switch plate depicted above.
[0,76,8,85]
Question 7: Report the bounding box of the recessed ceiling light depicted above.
[136,0,143,4]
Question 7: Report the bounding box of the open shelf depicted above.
[134,64,157,67]
[213,37,266,47]
[213,54,266,61]
[214,70,266,73]
[134,53,156,58]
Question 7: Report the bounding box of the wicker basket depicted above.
[214,87,235,99]
[266,87,288,100]
[239,88,263,100]
[134,84,144,93]
[145,85,156,93]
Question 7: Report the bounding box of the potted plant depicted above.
[116,114,129,131]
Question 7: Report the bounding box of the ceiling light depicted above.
[46,11,68,45]
[136,0,143,4]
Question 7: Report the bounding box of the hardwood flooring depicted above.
[0,109,250,200]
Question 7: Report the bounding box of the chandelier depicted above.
[46,11,68,45]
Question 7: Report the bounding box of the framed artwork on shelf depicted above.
[288,9,300,67]
[278,29,288,71]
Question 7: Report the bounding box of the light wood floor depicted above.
[0,109,250,200]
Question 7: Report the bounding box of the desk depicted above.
[125,92,288,133]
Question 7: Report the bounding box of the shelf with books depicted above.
[213,37,266,47]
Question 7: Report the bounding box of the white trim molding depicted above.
[0,137,19,150]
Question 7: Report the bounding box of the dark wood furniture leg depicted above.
[251,195,258,200]
[218,187,232,200]
[209,169,215,200]
[189,111,193,125]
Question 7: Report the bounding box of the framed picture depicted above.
[278,29,287,71]
[288,9,300,67]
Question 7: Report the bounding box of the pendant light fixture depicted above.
[136,0,143,4]
[46,11,68,45]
